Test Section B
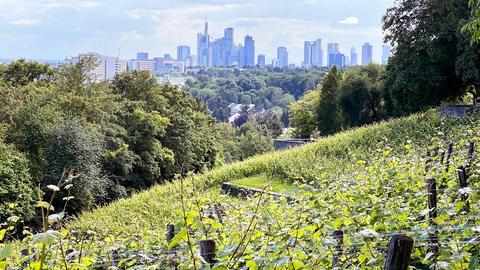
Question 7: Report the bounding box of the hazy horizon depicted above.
[0,0,395,64]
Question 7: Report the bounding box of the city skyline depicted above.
[0,0,394,64]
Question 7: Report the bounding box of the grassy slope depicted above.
[66,109,480,268]
[73,109,447,235]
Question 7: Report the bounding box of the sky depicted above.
[0,0,395,64]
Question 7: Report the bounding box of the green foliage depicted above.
[463,0,480,43]
[236,122,274,161]
[215,122,274,163]
[317,66,343,135]
[44,118,109,213]
[338,65,386,127]
[0,60,53,87]
[289,90,320,138]
[0,61,220,219]
[184,68,325,130]
[383,0,478,115]
[5,109,478,269]
[0,141,36,222]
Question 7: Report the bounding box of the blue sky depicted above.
[0,0,394,64]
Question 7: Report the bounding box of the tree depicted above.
[0,141,36,223]
[339,65,386,127]
[0,59,54,87]
[316,66,343,135]
[463,0,480,42]
[44,118,110,213]
[383,0,477,115]
[236,122,274,160]
[289,90,320,138]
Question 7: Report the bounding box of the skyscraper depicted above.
[382,45,392,65]
[312,39,323,67]
[197,21,210,67]
[224,27,234,66]
[237,44,245,67]
[304,41,313,67]
[177,45,190,61]
[277,47,288,68]
[244,35,255,67]
[257,54,266,68]
[350,47,358,66]
[304,39,323,67]
[328,52,346,68]
[327,43,339,66]
[362,42,373,65]
[136,52,149,60]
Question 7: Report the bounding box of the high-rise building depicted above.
[257,54,266,68]
[237,44,245,67]
[303,39,323,67]
[224,27,235,66]
[328,52,346,68]
[312,39,323,67]
[362,42,373,65]
[382,45,392,65]
[197,21,210,67]
[244,35,255,67]
[350,47,358,66]
[277,47,288,68]
[67,52,127,81]
[177,45,190,61]
[327,43,339,66]
[304,41,313,67]
[136,52,149,60]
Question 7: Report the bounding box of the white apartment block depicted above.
[66,52,126,81]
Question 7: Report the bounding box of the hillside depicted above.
[6,109,480,269]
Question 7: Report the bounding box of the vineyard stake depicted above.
[332,230,344,267]
[200,240,217,268]
[166,224,178,269]
[457,166,470,213]
[445,143,453,172]
[384,235,414,270]
[426,178,439,264]
[467,142,475,165]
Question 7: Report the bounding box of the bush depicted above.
[0,141,36,223]
[44,118,109,213]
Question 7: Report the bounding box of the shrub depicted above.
[0,141,36,223]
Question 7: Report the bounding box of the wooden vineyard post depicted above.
[445,143,453,172]
[21,249,29,269]
[466,142,475,176]
[166,224,178,269]
[200,240,217,268]
[467,142,475,165]
[457,166,470,213]
[384,235,414,270]
[426,178,439,264]
[332,230,344,267]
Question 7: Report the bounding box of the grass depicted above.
[10,109,480,268]
[71,109,451,237]
[232,176,298,195]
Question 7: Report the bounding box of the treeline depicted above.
[291,0,480,138]
[184,67,325,126]
[0,59,273,224]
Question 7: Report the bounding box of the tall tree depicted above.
[463,0,480,42]
[383,0,478,115]
[316,66,343,135]
[339,65,386,127]
[0,59,54,87]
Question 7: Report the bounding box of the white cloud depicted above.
[74,1,100,9]
[10,18,40,26]
[338,16,359,25]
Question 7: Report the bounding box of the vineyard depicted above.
[2,109,480,269]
